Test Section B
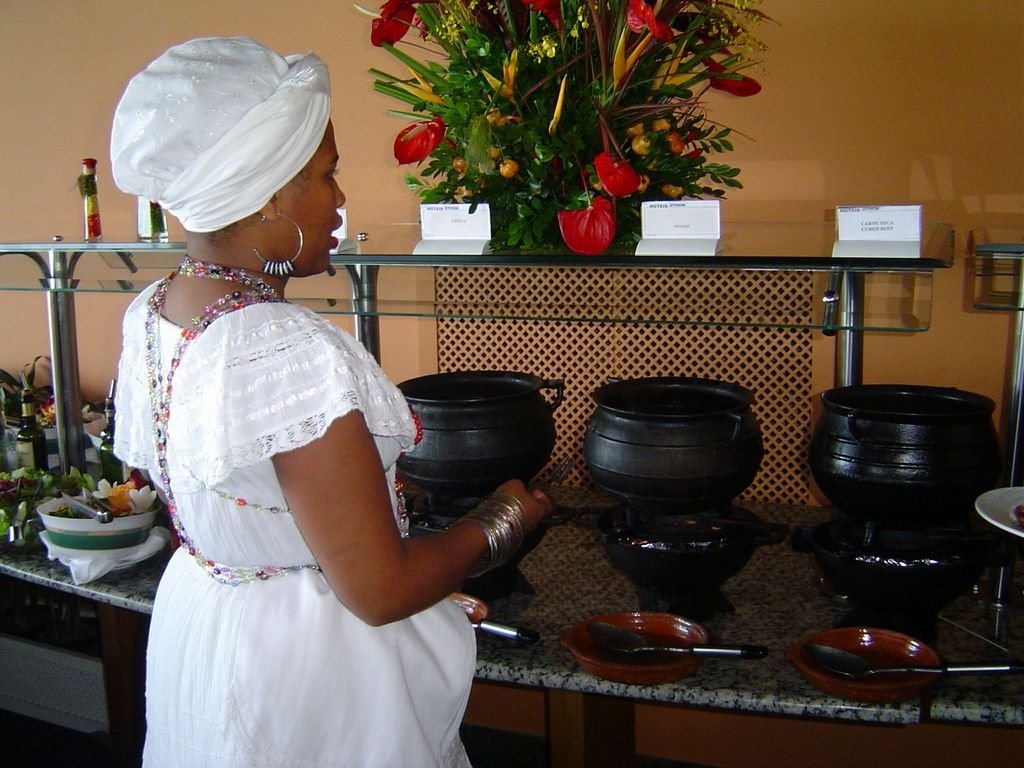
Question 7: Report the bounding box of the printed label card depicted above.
[414,203,492,255]
[832,205,922,258]
[636,200,722,256]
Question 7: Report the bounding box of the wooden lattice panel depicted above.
[435,267,815,505]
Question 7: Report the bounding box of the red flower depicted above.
[594,152,641,197]
[371,0,418,46]
[524,0,563,33]
[393,117,446,164]
[626,0,674,42]
[557,197,617,255]
[703,59,762,97]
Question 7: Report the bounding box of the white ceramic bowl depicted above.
[36,497,155,551]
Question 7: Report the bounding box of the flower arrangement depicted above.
[0,356,56,426]
[91,474,160,516]
[363,0,767,254]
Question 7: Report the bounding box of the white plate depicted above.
[40,529,160,563]
[975,487,1024,540]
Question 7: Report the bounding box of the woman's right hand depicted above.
[492,478,555,537]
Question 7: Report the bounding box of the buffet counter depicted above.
[1,500,1022,767]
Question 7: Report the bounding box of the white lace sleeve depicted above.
[115,293,416,489]
[114,283,160,475]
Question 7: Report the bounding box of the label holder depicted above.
[414,203,492,256]
[635,200,722,256]
[832,204,922,259]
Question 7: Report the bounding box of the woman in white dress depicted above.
[108,36,553,768]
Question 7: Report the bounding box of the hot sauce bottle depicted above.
[79,158,103,241]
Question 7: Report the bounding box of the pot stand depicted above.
[599,505,786,620]
[807,519,996,620]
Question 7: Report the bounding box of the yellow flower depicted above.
[613,29,628,87]
[486,109,520,127]
[614,29,654,89]
[484,49,517,102]
[625,33,654,75]
[548,75,568,136]
[401,68,444,105]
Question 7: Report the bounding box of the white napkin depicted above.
[41,526,171,585]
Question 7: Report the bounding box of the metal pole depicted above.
[833,271,865,388]
[1003,297,1024,486]
[982,268,1024,607]
[345,263,381,363]
[45,248,86,472]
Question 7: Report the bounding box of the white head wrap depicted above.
[110,36,331,233]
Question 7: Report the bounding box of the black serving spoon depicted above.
[587,621,768,659]
[803,643,1024,679]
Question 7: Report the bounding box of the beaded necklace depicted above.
[145,256,320,585]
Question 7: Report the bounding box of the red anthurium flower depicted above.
[709,73,761,97]
[524,0,563,33]
[626,0,674,42]
[371,0,418,46]
[557,197,617,255]
[703,58,762,97]
[393,117,446,164]
[594,152,641,197]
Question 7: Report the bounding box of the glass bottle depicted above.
[137,197,168,241]
[79,158,103,241]
[0,390,17,471]
[97,379,124,483]
[15,387,48,471]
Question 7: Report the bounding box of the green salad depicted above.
[0,467,95,546]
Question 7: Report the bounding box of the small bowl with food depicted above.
[36,477,159,551]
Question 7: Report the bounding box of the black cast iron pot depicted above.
[397,371,563,498]
[583,377,763,516]
[599,507,787,595]
[808,519,996,615]
[808,385,1002,524]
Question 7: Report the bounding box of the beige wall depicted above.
[1,0,1021,424]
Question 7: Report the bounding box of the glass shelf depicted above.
[0,222,952,333]
[969,227,1024,312]
[0,221,954,472]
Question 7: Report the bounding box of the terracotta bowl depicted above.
[560,611,708,685]
[787,626,941,703]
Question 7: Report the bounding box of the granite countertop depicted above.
[2,497,1022,728]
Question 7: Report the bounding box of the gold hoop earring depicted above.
[253,212,304,276]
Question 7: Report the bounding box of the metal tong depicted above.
[59,493,114,524]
